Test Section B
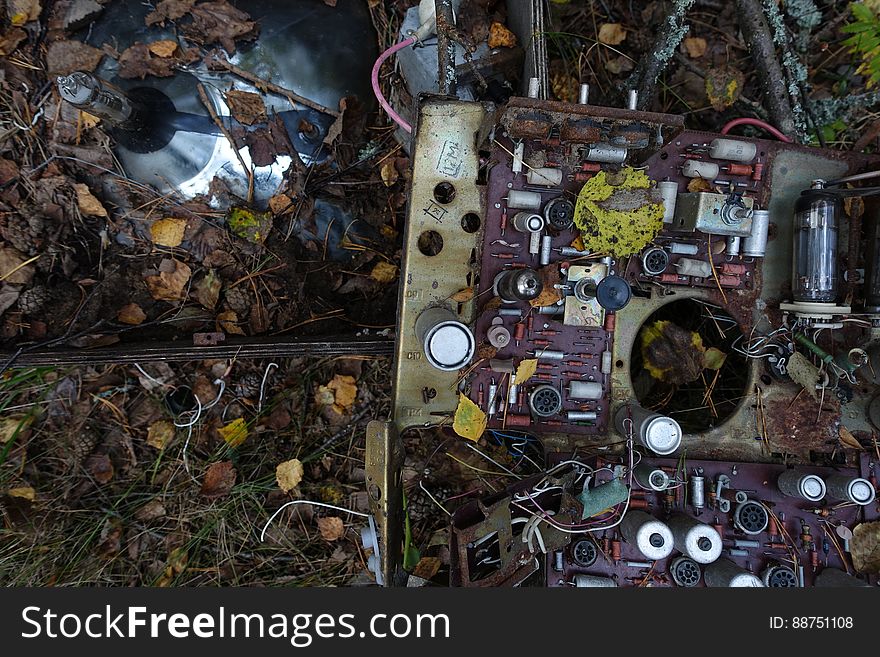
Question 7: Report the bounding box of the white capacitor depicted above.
[601,350,612,374]
[529,231,541,256]
[569,380,603,400]
[682,159,720,179]
[511,211,545,233]
[669,242,699,255]
[539,235,553,265]
[620,511,675,561]
[507,190,543,210]
[512,141,525,173]
[668,514,723,564]
[709,138,757,162]
[585,143,627,164]
[705,558,764,587]
[658,181,679,224]
[675,258,712,278]
[574,574,617,587]
[526,167,564,186]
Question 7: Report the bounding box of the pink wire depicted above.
[371,37,416,134]
[721,117,793,143]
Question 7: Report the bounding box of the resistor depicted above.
[718,275,740,287]
[713,517,724,539]
[602,534,611,556]
[506,414,531,427]
[517,387,525,408]
[765,542,787,550]
[543,420,563,427]
[535,372,554,381]
[810,548,819,572]
[708,482,717,509]
[611,537,621,563]
[477,383,485,407]
[674,483,683,508]
[537,330,559,336]
[581,162,602,172]
[721,262,747,275]
[527,315,534,335]
[629,498,650,510]
[752,162,764,181]
[503,262,528,269]
[564,371,586,378]
[537,363,556,370]
[800,522,814,550]
[822,537,830,564]
[604,312,616,332]
[564,360,585,366]
[660,273,688,284]
[663,491,675,514]
[514,323,526,344]
[723,163,753,177]
[531,339,552,347]
[500,207,508,236]
[491,253,517,259]
[767,513,779,538]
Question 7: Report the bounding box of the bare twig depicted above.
[196,82,253,204]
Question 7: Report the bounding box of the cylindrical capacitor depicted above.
[414,307,476,372]
[512,141,525,173]
[536,304,565,315]
[620,511,675,560]
[727,548,750,558]
[709,138,757,162]
[603,312,616,332]
[486,324,511,349]
[507,383,518,407]
[574,574,617,587]
[634,463,671,491]
[669,242,699,255]
[584,143,627,164]
[539,235,553,265]
[667,514,723,564]
[675,258,712,278]
[533,349,565,361]
[552,551,564,572]
[507,190,543,210]
[792,188,840,303]
[529,230,541,256]
[726,236,741,257]
[557,246,590,257]
[511,211,545,234]
[658,181,679,224]
[824,473,876,506]
[526,167,564,186]
[487,380,499,416]
[613,402,682,455]
[497,308,522,317]
[691,475,705,513]
[733,539,760,548]
[487,357,514,373]
[495,268,543,303]
[704,558,764,587]
[566,410,597,422]
[742,209,770,258]
[777,469,827,502]
[682,160,720,179]
[568,380,603,400]
[601,350,612,374]
[862,197,880,312]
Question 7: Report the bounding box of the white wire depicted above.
[260,500,370,542]
[258,362,278,413]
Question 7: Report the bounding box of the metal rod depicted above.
[435,0,457,96]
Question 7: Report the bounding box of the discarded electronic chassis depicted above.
[366,86,880,588]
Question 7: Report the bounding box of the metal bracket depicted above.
[365,420,406,586]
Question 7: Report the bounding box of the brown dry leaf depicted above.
[8,0,40,26]
[0,27,27,56]
[380,161,399,187]
[268,193,293,215]
[851,521,880,573]
[218,418,248,447]
[74,183,108,218]
[148,39,179,58]
[46,40,105,76]
[200,461,236,498]
[146,419,175,449]
[135,499,167,521]
[369,261,398,284]
[193,270,221,309]
[687,177,713,193]
[317,516,345,541]
[185,0,258,54]
[225,89,267,126]
[0,416,32,444]
[7,486,35,501]
[217,310,245,335]
[452,393,486,442]
[412,556,442,580]
[839,426,864,451]
[150,217,187,248]
[117,303,146,325]
[327,374,358,411]
[488,21,517,48]
[683,37,707,58]
[146,0,196,25]
[276,458,304,493]
[598,23,626,46]
[0,246,35,285]
[85,453,114,484]
[145,258,192,302]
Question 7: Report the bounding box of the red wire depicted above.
[721,117,793,143]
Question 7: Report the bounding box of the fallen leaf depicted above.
[0,27,27,56]
[193,270,221,309]
[85,453,114,484]
[74,183,108,217]
[217,310,245,335]
[851,521,880,573]
[514,358,538,384]
[488,21,517,48]
[146,0,196,25]
[605,55,634,75]
[314,385,335,407]
[150,217,187,248]
[0,246,36,285]
[200,461,236,497]
[683,36,707,58]
[450,287,474,303]
[135,499,167,521]
[185,0,258,54]
[146,419,175,449]
[412,556,441,580]
[369,261,398,284]
[7,486,35,501]
[218,418,248,447]
[839,426,864,451]
[168,546,188,574]
[327,374,358,411]
[225,89,267,126]
[145,258,192,302]
[453,393,487,442]
[268,193,293,215]
[317,516,345,541]
[117,303,147,325]
[705,66,745,112]
[0,416,32,443]
[276,458,304,493]
[687,177,713,192]
[45,40,105,76]
[380,161,398,187]
[227,207,272,243]
[79,111,100,129]
[598,23,626,46]
[8,0,40,26]
[702,347,727,370]
[148,39,179,58]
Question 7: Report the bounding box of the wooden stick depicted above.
[197,82,254,204]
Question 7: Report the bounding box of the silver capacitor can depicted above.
[726,236,741,257]
[705,558,764,587]
[777,469,827,502]
[506,189,542,210]
[574,574,617,587]
[742,209,770,257]
[568,380,603,400]
[584,143,627,164]
[690,475,705,513]
[414,307,476,372]
[634,463,670,491]
[620,511,674,560]
[614,403,682,455]
[667,514,723,564]
[824,473,876,506]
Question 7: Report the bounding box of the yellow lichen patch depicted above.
[573,168,664,257]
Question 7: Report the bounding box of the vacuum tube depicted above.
[791,185,840,305]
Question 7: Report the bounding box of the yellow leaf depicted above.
[450,287,474,303]
[412,556,442,580]
[7,486,35,501]
[453,393,487,442]
[217,310,245,335]
[317,516,345,541]
[598,23,626,46]
[327,374,358,410]
[370,261,398,284]
[79,111,101,129]
[488,21,517,48]
[514,358,538,384]
[276,458,304,492]
[117,303,146,325]
[683,37,707,58]
[0,416,32,444]
[146,420,175,449]
[150,217,187,248]
[380,161,398,187]
[148,39,178,58]
[218,418,248,447]
[839,426,864,451]
[74,183,108,218]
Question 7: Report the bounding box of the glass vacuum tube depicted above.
[792,188,840,304]
[56,71,136,128]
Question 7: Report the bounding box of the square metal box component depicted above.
[672,192,755,237]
